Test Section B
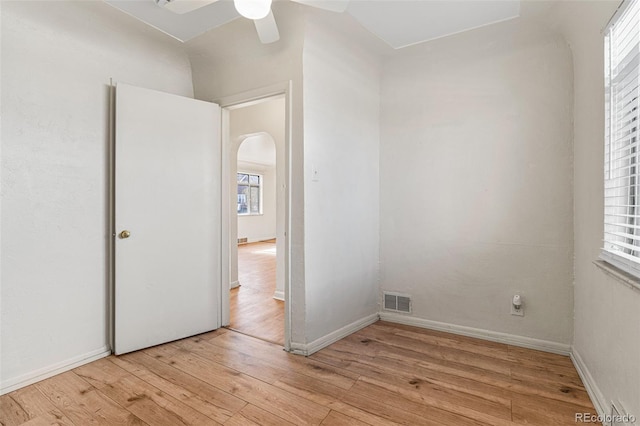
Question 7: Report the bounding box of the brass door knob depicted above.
[119,230,131,239]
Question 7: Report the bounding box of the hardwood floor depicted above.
[0,321,596,425]
[230,241,284,345]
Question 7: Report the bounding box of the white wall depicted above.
[237,161,277,243]
[545,0,640,419]
[302,12,382,343]
[380,18,575,345]
[237,133,278,243]
[0,0,193,393]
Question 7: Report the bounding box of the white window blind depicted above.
[603,0,640,276]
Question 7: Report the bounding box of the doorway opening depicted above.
[219,87,290,349]
[232,133,282,344]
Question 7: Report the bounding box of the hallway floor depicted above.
[230,240,284,345]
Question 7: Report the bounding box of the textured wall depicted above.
[302,12,381,343]
[1,0,193,392]
[380,17,575,344]
[548,0,640,418]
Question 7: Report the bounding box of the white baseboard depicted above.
[1,345,111,395]
[241,236,276,244]
[230,280,240,289]
[570,347,608,421]
[272,290,284,301]
[379,312,571,355]
[256,237,277,243]
[289,313,380,356]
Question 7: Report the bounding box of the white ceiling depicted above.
[104,0,521,47]
[104,0,240,42]
[347,1,521,49]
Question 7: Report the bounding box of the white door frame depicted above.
[216,81,292,351]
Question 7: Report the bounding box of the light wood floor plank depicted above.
[205,331,359,388]
[373,322,512,361]
[18,409,75,426]
[353,326,513,376]
[231,241,284,345]
[511,393,597,425]
[321,411,372,426]
[34,371,145,426]
[177,334,400,425]
[152,341,330,425]
[351,378,514,426]
[321,327,592,409]
[316,334,513,399]
[311,336,513,407]
[97,374,218,425]
[342,380,488,426]
[225,404,296,426]
[5,387,57,420]
[509,363,584,389]
[73,358,131,390]
[110,351,246,423]
[272,374,403,426]
[4,321,596,426]
[0,394,31,426]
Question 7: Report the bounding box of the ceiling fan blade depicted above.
[290,0,349,13]
[254,10,280,44]
[155,0,219,14]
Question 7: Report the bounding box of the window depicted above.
[602,0,640,276]
[237,173,261,215]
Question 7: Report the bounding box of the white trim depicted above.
[273,290,285,301]
[0,346,111,395]
[289,314,380,356]
[594,259,640,293]
[217,81,293,352]
[570,347,608,422]
[603,0,634,33]
[379,313,571,355]
[393,16,519,50]
[108,81,116,351]
[238,236,277,244]
[220,106,232,329]
[215,85,286,110]
[599,250,640,283]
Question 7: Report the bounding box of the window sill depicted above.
[593,259,640,292]
[238,214,263,217]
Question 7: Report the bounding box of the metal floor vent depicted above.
[383,292,411,313]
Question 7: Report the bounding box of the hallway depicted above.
[230,241,284,345]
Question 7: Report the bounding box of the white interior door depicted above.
[114,83,220,355]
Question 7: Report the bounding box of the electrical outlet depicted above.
[511,295,524,317]
[511,304,524,316]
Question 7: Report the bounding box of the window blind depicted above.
[603,0,640,275]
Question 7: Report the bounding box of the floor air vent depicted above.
[383,292,411,313]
